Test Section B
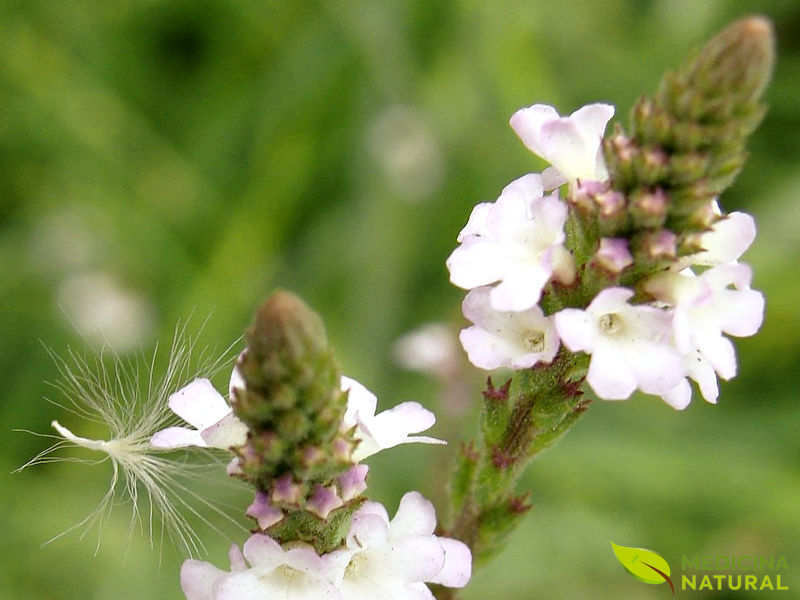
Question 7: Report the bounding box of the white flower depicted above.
[446,173,575,312]
[181,534,348,600]
[150,377,248,450]
[509,103,615,182]
[341,377,445,462]
[554,288,685,400]
[688,211,756,267]
[459,286,559,370]
[340,492,471,599]
[645,263,764,388]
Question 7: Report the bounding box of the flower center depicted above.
[523,330,545,353]
[598,313,624,335]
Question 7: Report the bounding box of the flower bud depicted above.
[593,189,628,235]
[634,229,677,262]
[633,146,669,185]
[593,238,633,274]
[630,188,668,228]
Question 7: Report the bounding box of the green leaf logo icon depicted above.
[611,542,674,594]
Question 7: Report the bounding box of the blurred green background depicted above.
[2,1,799,598]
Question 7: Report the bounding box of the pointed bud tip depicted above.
[700,15,775,100]
[247,289,329,364]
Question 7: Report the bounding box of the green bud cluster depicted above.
[231,291,363,551]
[601,16,773,265]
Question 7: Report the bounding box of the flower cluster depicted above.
[181,492,470,600]
[146,316,469,599]
[448,103,764,409]
[151,367,446,522]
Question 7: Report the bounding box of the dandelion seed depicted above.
[15,321,249,557]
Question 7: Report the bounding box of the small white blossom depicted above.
[341,377,445,462]
[150,377,247,451]
[645,263,764,401]
[554,288,685,400]
[340,492,471,599]
[181,535,348,600]
[509,103,615,182]
[459,286,559,370]
[446,173,575,312]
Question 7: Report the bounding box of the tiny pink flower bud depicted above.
[271,473,303,505]
[595,238,633,273]
[643,229,678,259]
[593,189,626,217]
[301,445,325,466]
[332,436,353,462]
[306,484,344,519]
[246,491,284,530]
[337,464,369,501]
[630,187,668,228]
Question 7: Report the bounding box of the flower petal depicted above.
[554,309,596,353]
[242,534,285,570]
[347,512,389,550]
[180,559,224,600]
[341,376,378,428]
[569,103,615,144]
[390,491,437,538]
[388,536,446,583]
[694,211,756,265]
[489,265,550,311]
[587,344,637,400]
[446,237,506,290]
[201,413,248,449]
[150,426,206,449]
[168,378,231,430]
[429,538,472,588]
[661,378,692,410]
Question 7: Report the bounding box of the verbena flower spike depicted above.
[17,15,772,600]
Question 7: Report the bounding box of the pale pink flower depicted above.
[509,103,615,182]
[459,286,559,370]
[447,173,575,312]
[554,288,685,400]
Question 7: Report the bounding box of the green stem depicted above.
[435,351,590,600]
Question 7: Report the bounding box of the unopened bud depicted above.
[247,492,284,530]
[687,16,775,111]
[636,229,677,261]
[632,97,672,146]
[633,146,669,184]
[678,232,706,256]
[670,152,710,184]
[594,238,633,274]
[630,188,668,228]
[307,484,344,519]
[603,126,638,189]
[272,473,303,505]
[337,464,369,501]
[687,201,719,229]
[670,179,716,216]
[569,180,606,214]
